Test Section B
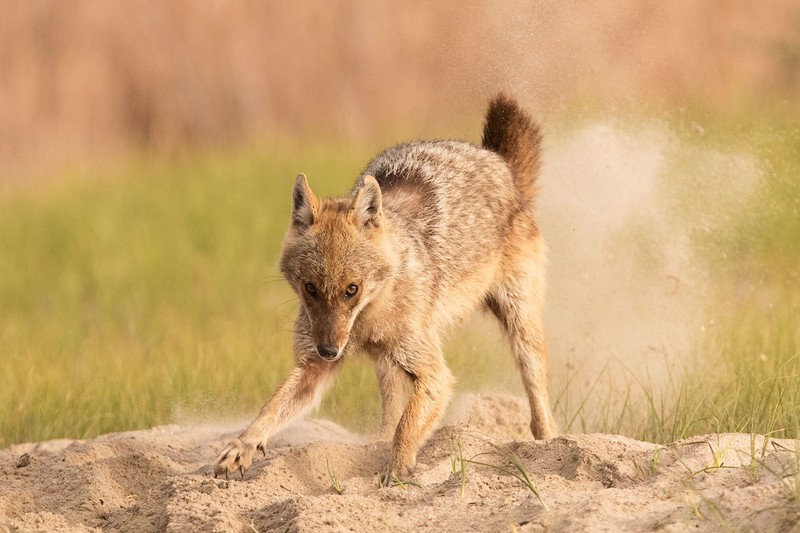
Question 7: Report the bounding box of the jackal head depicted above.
[279,173,395,361]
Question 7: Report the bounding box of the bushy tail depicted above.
[481,93,542,204]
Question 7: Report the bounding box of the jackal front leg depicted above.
[375,356,411,441]
[214,359,339,479]
[382,342,454,486]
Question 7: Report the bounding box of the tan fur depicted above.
[214,93,558,482]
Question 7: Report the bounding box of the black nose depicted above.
[316,343,340,359]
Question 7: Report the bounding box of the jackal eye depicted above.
[304,282,318,297]
[344,284,359,299]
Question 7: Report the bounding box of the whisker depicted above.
[271,297,300,313]
[257,276,286,288]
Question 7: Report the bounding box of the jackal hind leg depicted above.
[487,274,558,440]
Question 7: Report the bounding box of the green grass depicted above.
[0,142,518,446]
[0,143,353,445]
[0,114,798,448]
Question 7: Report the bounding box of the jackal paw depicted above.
[213,438,266,480]
[380,460,415,487]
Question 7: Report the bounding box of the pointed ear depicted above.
[353,175,383,228]
[291,173,319,230]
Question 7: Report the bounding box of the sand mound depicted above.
[2,394,798,532]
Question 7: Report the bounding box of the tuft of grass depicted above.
[764,440,800,510]
[450,438,469,497]
[682,490,703,519]
[459,440,548,510]
[385,473,420,490]
[326,457,343,495]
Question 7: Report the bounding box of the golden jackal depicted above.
[214,94,558,483]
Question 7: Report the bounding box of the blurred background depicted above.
[2,0,799,179]
[1,1,799,446]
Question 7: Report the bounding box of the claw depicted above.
[225,471,229,481]
[239,466,245,480]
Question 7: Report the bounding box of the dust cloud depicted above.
[537,121,762,405]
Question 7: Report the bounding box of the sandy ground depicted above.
[1,394,798,532]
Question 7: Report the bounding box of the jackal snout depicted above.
[308,305,350,360]
[316,343,340,359]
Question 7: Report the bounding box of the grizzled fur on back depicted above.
[214,93,557,483]
[353,140,533,330]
